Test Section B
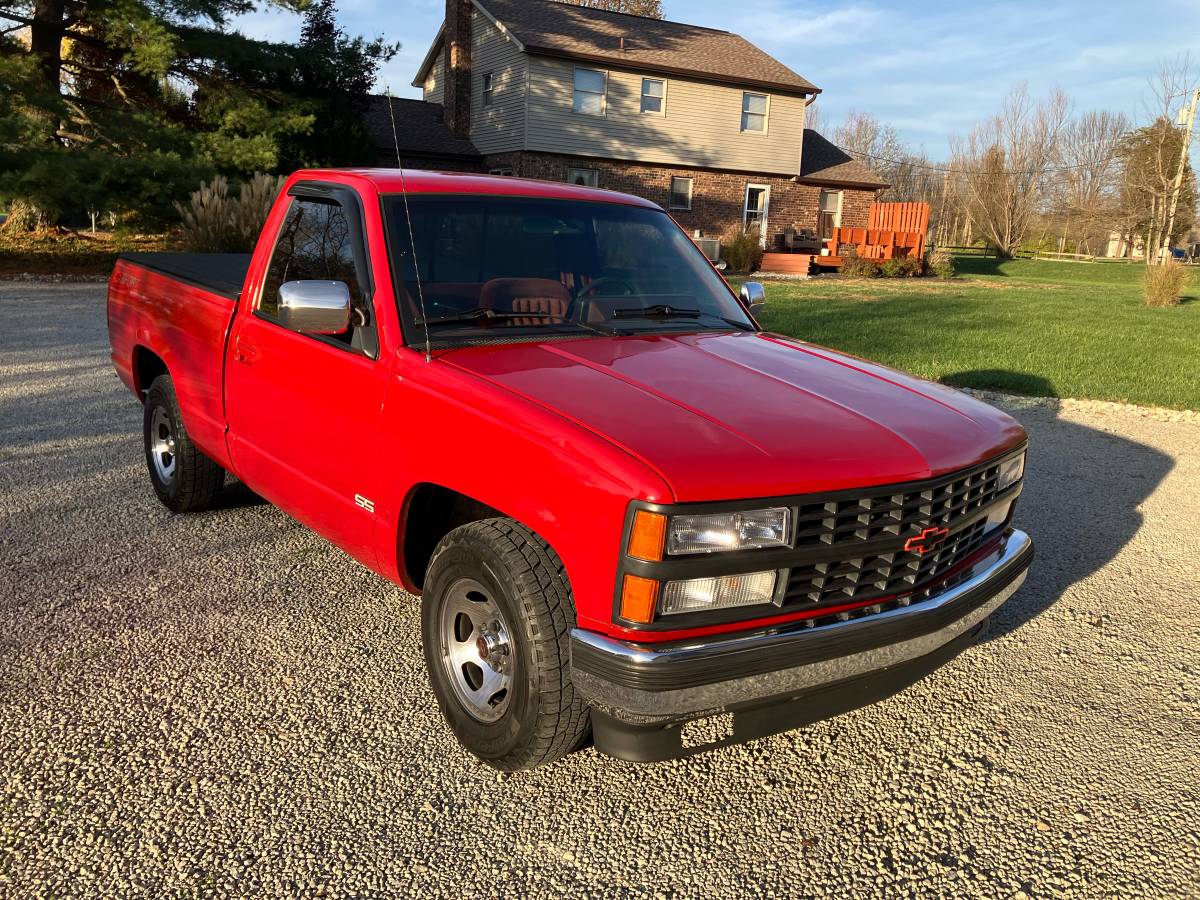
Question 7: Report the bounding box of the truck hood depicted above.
[443,332,1027,502]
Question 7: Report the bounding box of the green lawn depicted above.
[751,257,1200,410]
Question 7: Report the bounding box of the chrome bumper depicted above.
[572,529,1033,727]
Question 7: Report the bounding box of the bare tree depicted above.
[1049,110,1129,254]
[952,85,1069,257]
[831,111,938,202]
[882,153,941,203]
[833,111,905,167]
[552,0,665,16]
[803,100,824,137]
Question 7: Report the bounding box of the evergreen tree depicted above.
[0,0,389,229]
[278,0,397,169]
[1116,117,1197,258]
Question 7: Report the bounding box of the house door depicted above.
[743,184,770,247]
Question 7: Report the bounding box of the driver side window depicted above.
[260,197,370,351]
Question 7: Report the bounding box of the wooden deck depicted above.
[759,252,813,276]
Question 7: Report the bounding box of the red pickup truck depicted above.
[108,169,1033,769]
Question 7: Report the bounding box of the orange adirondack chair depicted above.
[826,202,930,264]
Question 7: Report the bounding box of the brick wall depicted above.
[383,153,483,173]
[482,151,879,243]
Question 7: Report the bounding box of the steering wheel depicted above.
[571,277,639,324]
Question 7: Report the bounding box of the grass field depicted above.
[753,257,1200,410]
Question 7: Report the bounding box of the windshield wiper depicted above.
[702,313,757,332]
[611,304,702,319]
[416,307,564,326]
[609,305,755,331]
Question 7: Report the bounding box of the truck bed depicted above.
[108,255,246,471]
[118,253,251,301]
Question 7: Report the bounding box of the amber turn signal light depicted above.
[627,510,667,561]
[620,575,660,624]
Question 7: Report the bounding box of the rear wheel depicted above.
[143,374,224,513]
[421,518,589,770]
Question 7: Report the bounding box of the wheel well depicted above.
[402,484,503,591]
[132,346,168,398]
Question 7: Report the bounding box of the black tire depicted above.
[143,374,224,513]
[421,518,589,771]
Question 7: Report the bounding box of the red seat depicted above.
[480,278,570,325]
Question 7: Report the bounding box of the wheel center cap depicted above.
[476,628,507,665]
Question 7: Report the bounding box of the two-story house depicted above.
[365,0,887,248]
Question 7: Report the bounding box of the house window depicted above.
[741,92,768,132]
[818,190,843,240]
[489,167,514,176]
[669,176,693,210]
[641,78,665,115]
[481,72,494,107]
[567,167,599,188]
[573,67,607,116]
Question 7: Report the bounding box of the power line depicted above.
[829,142,1115,178]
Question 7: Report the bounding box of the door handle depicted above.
[234,341,259,364]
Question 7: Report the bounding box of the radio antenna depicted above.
[387,86,432,362]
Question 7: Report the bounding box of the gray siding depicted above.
[468,11,526,155]
[524,56,806,175]
[422,54,445,105]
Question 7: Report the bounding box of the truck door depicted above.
[224,183,386,565]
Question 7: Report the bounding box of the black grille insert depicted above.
[794,462,1002,548]
[784,519,991,610]
[779,458,1013,613]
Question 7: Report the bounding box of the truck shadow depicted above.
[939,371,1174,641]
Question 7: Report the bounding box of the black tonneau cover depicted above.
[119,252,251,301]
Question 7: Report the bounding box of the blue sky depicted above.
[236,0,1200,159]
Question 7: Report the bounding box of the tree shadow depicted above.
[953,256,1010,277]
[940,371,1174,641]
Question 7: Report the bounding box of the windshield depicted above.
[383,195,755,346]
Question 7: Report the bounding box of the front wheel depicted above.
[143,374,224,513]
[421,518,589,770]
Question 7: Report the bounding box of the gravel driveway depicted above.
[1,283,1197,898]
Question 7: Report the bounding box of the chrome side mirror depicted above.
[277,280,351,335]
[739,281,766,319]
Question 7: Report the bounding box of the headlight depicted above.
[666,507,791,555]
[661,570,778,615]
[997,452,1025,491]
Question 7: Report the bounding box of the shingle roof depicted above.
[363,96,481,160]
[798,129,889,188]
[421,0,818,97]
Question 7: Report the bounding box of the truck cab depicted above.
[108,169,1032,769]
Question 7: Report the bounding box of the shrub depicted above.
[927,248,956,278]
[176,173,286,253]
[1143,261,1187,308]
[881,256,924,278]
[233,173,286,252]
[840,254,880,278]
[721,227,764,274]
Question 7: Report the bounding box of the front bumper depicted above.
[571,528,1034,761]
